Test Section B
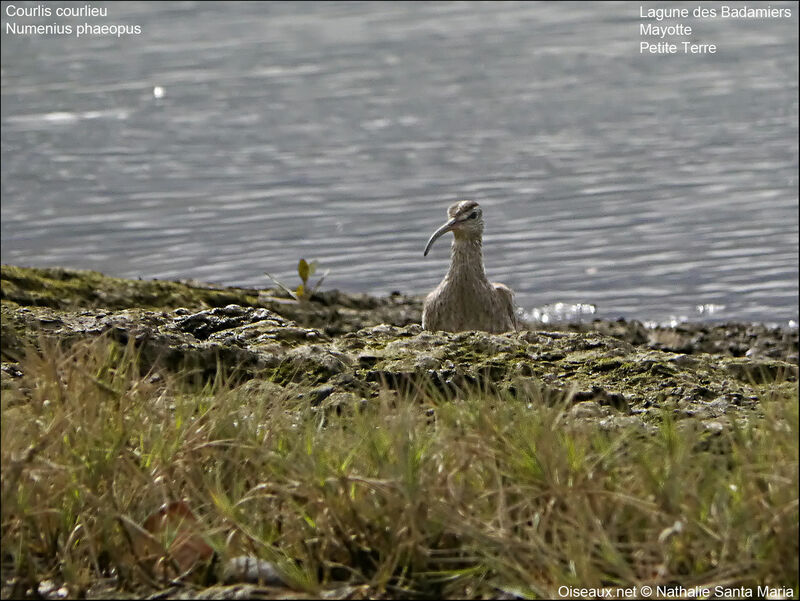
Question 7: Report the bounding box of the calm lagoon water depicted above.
[1,1,798,325]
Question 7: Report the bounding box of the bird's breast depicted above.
[423,276,504,332]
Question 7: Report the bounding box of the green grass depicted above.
[1,337,797,599]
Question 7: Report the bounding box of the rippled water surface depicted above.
[2,2,798,324]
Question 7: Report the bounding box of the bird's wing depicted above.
[492,283,518,331]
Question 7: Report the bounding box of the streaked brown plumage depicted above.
[422,200,518,333]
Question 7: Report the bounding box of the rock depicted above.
[571,401,604,418]
[235,380,288,399]
[414,354,441,371]
[220,556,284,586]
[281,345,352,384]
[308,385,335,406]
[176,306,288,340]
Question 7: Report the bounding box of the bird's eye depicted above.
[468,212,478,220]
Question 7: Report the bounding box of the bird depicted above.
[422,200,518,333]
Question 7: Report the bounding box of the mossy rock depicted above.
[2,265,797,431]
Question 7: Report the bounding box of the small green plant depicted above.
[265,259,329,302]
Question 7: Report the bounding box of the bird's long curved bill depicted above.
[423,218,458,256]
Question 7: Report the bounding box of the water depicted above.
[2,1,798,325]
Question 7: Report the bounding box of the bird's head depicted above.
[423,200,483,256]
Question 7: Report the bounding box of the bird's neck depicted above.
[447,237,488,284]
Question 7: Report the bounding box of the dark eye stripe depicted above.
[468,212,478,219]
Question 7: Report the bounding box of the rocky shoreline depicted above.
[2,264,797,434]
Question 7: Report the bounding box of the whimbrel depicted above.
[422,200,518,333]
